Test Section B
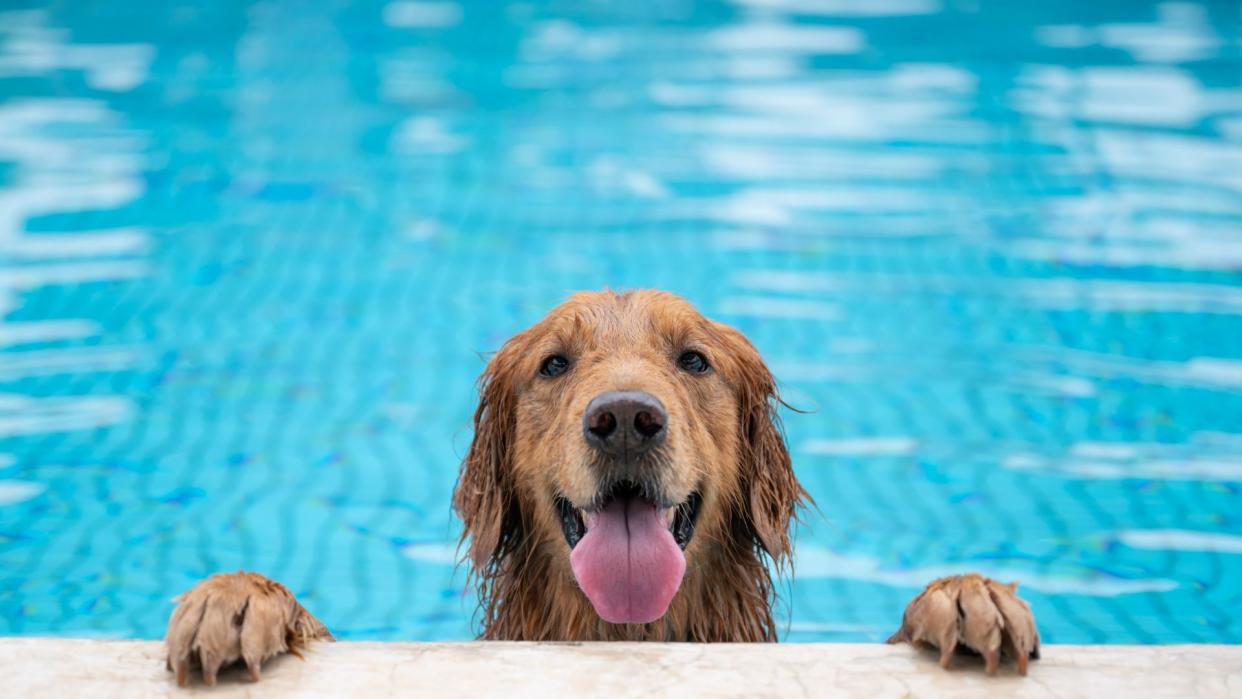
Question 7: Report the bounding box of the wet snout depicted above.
[582,390,667,460]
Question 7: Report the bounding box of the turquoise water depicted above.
[2,0,1241,644]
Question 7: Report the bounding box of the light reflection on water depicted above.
[0,0,1240,643]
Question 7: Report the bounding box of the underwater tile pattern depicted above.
[1,0,1240,643]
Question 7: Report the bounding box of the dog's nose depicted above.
[583,390,667,458]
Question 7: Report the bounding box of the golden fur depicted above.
[453,289,808,641]
[163,289,1040,685]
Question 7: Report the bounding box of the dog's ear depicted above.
[453,333,528,571]
[716,324,808,563]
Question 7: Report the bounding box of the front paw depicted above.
[887,573,1039,675]
[164,571,332,687]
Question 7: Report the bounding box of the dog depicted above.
[164,290,1039,686]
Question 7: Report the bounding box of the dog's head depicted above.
[454,290,804,628]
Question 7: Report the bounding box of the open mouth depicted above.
[556,482,702,551]
[555,482,702,625]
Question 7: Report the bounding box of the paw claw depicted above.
[201,652,222,687]
[937,645,955,669]
[163,571,328,686]
[984,649,999,676]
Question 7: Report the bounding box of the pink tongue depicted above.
[569,499,686,624]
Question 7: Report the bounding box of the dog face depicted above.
[455,290,803,629]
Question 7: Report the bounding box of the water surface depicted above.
[1,0,1241,642]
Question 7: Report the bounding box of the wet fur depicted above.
[165,289,1039,684]
[453,290,808,641]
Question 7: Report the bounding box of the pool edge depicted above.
[3,637,1239,697]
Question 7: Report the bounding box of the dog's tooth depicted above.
[664,508,675,527]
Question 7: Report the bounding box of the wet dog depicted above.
[165,290,1038,685]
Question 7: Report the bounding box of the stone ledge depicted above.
[3,638,1239,698]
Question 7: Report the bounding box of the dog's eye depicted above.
[677,351,710,374]
[539,355,571,378]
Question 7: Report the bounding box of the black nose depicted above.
[583,390,667,459]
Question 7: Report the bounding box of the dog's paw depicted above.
[164,571,332,687]
[886,573,1039,675]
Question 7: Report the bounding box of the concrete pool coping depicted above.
[3,638,1239,698]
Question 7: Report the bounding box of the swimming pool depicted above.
[1,0,1240,644]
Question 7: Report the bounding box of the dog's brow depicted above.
[543,319,594,356]
[658,312,710,350]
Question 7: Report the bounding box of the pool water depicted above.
[2,0,1241,644]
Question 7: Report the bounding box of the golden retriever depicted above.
[164,290,1039,686]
